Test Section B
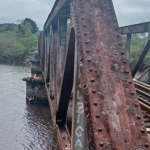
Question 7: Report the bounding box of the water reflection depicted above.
[0,64,58,150]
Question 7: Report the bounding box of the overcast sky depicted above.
[0,0,149,30]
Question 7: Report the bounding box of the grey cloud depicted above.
[113,0,150,26]
[0,0,149,29]
[0,0,55,29]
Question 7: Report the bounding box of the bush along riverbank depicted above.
[0,18,39,63]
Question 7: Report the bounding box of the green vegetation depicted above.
[0,18,38,62]
[123,34,150,70]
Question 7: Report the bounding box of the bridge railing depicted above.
[120,22,150,77]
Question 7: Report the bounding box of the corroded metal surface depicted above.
[56,17,67,105]
[71,31,87,149]
[57,126,71,150]
[72,0,150,149]
[38,0,150,149]
[125,33,132,61]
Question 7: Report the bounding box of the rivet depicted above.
[98,128,102,132]
[76,24,79,27]
[123,60,127,64]
[92,90,96,94]
[86,49,90,53]
[140,128,145,133]
[87,59,91,62]
[137,115,141,119]
[85,40,90,44]
[124,70,129,74]
[100,142,104,146]
[145,143,149,147]
[129,81,132,84]
[82,84,86,88]
[84,32,87,36]
[135,103,138,107]
[130,91,134,95]
[93,102,98,106]
[85,108,88,113]
[80,58,83,61]
[96,114,100,118]
[121,51,124,54]
[90,78,95,82]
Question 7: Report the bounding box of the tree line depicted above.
[0,18,39,62]
[0,19,150,69]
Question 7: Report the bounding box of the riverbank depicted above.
[0,53,35,65]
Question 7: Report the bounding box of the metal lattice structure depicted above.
[38,0,150,149]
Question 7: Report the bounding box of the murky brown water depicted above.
[0,63,57,150]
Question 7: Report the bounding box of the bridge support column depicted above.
[23,51,48,104]
[56,17,67,104]
[125,33,132,61]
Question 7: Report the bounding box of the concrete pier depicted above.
[23,51,48,104]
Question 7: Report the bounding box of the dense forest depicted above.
[0,19,150,69]
[0,18,39,62]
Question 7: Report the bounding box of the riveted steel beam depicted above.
[44,0,71,30]
[56,17,68,106]
[125,33,132,61]
[120,22,150,34]
[72,0,150,149]
[56,28,75,126]
[38,0,150,149]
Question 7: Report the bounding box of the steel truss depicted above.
[38,0,150,149]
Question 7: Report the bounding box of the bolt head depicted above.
[137,115,141,119]
[140,128,145,133]
[145,143,149,147]
[96,114,100,118]
[100,142,104,146]
[93,102,98,106]
[98,128,102,132]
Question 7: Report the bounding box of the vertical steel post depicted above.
[125,33,132,61]
[132,40,150,77]
[71,34,87,150]
[56,17,67,104]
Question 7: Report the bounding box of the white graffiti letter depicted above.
[75,139,83,147]
[76,102,84,114]
[75,126,84,137]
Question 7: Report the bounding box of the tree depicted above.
[20,32,38,53]
[0,21,38,62]
[18,18,38,35]
[24,18,39,33]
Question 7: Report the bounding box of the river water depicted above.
[0,63,58,150]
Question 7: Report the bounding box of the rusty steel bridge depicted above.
[37,0,150,149]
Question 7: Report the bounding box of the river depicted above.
[0,63,58,150]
